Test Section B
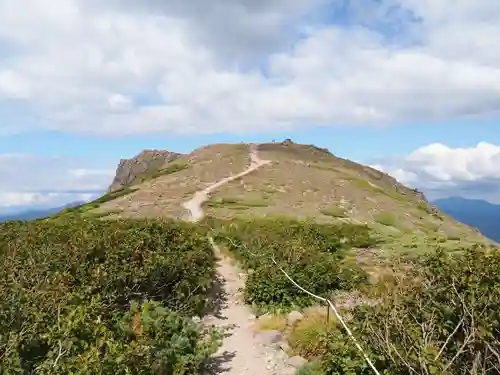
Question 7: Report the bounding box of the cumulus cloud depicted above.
[0,153,114,210]
[0,0,499,136]
[372,142,500,203]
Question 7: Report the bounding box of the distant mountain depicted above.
[0,201,86,222]
[433,196,500,242]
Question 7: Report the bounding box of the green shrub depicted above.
[374,212,397,227]
[0,218,218,372]
[296,360,326,375]
[289,313,379,375]
[149,162,188,180]
[352,246,500,374]
[320,206,347,218]
[1,298,220,374]
[209,218,374,310]
[207,197,269,209]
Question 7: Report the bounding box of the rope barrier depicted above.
[270,256,381,375]
[219,236,382,375]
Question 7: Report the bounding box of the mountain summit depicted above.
[93,140,488,248]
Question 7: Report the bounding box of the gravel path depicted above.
[182,145,296,375]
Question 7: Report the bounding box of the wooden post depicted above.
[326,300,330,324]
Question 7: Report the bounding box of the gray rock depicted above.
[287,310,304,326]
[256,330,283,346]
[108,149,181,192]
[282,368,297,375]
[287,356,308,368]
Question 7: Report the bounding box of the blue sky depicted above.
[1,0,500,211]
[2,119,500,162]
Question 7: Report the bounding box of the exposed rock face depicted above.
[108,149,181,192]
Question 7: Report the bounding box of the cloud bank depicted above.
[372,142,500,203]
[1,0,500,136]
[0,154,113,210]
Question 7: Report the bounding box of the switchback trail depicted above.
[182,145,296,375]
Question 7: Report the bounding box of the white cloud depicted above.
[0,0,499,136]
[372,142,500,202]
[0,192,95,208]
[0,153,114,210]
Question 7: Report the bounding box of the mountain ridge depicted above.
[0,201,86,222]
[433,196,500,242]
[82,139,489,251]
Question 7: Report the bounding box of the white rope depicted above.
[270,256,381,375]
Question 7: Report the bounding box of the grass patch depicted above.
[255,314,288,332]
[320,205,347,218]
[148,161,188,179]
[420,220,441,232]
[56,187,138,218]
[349,177,413,204]
[288,312,338,359]
[374,211,398,227]
[446,234,462,241]
[207,197,269,209]
[417,200,433,214]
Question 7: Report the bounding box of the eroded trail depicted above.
[182,145,296,375]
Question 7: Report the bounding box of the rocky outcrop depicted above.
[108,149,181,192]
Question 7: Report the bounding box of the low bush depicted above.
[1,299,220,374]
[0,218,217,373]
[289,312,381,375]
[374,212,397,227]
[209,218,374,310]
[296,245,500,375]
[353,245,500,374]
[296,360,326,375]
[320,206,347,218]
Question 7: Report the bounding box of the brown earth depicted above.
[97,143,250,219]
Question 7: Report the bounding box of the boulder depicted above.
[108,149,181,192]
[287,310,304,326]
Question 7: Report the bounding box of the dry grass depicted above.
[288,311,338,359]
[254,314,288,332]
[95,144,250,219]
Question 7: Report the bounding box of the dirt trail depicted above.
[182,145,296,375]
[182,144,271,222]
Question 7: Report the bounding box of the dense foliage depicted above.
[355,246,500,374]
[209,218,375,310]
[289,245,500,375]
[0,218,219,374]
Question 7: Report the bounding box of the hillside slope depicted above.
[90,140,488,250]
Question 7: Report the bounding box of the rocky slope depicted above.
[95,139,488,249]
[108,149,181,192]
